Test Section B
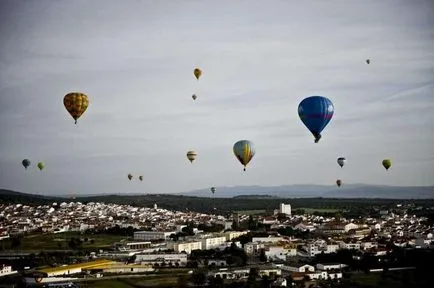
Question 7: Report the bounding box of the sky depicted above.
[0,0,434,196]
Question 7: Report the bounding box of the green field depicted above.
[84,271,191,288]
[0,232,128,250]
[236,210,266,215]
[297,207,344,213]
[344,270,422,288]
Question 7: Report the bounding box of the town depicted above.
[0,200,433,287]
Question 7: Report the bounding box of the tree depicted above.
[259,249,267,262]
[10,236,22,249]
[191,269,207,286]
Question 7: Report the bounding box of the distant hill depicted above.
[2,188,434,214]
[0,189,65,205]
[177,184,434,199]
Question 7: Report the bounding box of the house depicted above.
[281,264,315,273]
[316,263,347,271]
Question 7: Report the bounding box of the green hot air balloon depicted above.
[382,159,392,171]
[37,162,45,171]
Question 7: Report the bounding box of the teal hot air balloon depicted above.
[298,96,334,143]
[233,140,255,171]
[22,159,31,170]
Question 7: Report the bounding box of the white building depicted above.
[0,265,17,277]
[173,241,202,254]
[316,263,347,271]
[282,264,315,273]
[134,231,176,241]
[224,231,248,241]
[135,253,188,266]
[279,203,291,216]
[201,236,227,250]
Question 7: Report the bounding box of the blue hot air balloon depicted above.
[298,96,334,143]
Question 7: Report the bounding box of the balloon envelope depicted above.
[298,96,334,143]
[139,176,143,181]
[233,140,255,171]
[193,68,202,80]
[22,159,31,170]
[128,174,133,181]
[337,157,346,168]
[336,180,342,187]
[210,187,216,194]
[64,92,89,124]
[187,151,197,163]
[37,162,45,171]
[192,94,197,100]
[382,159,392,171]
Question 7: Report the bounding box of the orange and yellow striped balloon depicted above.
[63,92,89,124]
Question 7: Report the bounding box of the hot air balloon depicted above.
[193,68,202,80]
[192,94,197,101]
[37,162,45,171]
[233,140,255,171]
[128,174,133,181]
[63,92,89,124]
[337,157,346,168]
[210,187,216,194]
[382,159,392,171]
[22,159,31,170]
[366,59,371,64]
[298,96,334,143]
[336,179,342,187]
[139,176,143,181]
[187,151,197,163]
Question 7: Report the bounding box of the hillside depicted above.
[2,188,434,215]
[177,184,434,199]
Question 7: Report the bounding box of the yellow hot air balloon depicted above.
[382,159,392,171]
[233,140,255,171]
[186,151,197,163]
[193,68,202,80]
[63,92,89,124]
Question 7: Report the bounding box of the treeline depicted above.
[2,189,434,215]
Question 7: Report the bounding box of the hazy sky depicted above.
[1,0,434,196]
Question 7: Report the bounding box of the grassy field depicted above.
[84,271,191,288]
[1,232,128,250]
[347,270,422,288]
[236,209,266,215]
[297,207,343,213]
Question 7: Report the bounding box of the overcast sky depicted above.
[1,0,433,196]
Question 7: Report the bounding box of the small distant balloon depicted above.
[336,179,342,187]
[337,157,346,168]
[37,162,45,171]
[192,94,197,101]
[139,176,143,181]
[382,159,392,171]
[187,151,197,163]
[22,159,31,170]
[128,174,133,181]
[210,187,216,194]
[193,68,202,80]
[366,59,371,64]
